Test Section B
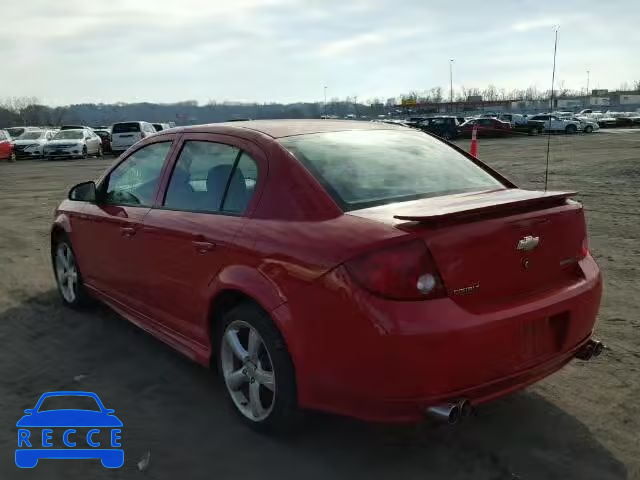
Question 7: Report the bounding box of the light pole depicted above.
[586,70,590,95]
[449,59,454,112]
[323,86,327,118]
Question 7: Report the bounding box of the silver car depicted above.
[12,130,56,158]
[44,129,103,159]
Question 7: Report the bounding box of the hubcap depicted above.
[55,243,78,303]
[221,320,275,422]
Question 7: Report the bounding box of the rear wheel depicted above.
[9,151,16,162]
[217,303,298,433]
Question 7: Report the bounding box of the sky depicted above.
[3,0,639,106]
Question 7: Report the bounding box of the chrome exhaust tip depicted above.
[458,399,473,418]
[426,403,461,425]
[575,339,605,360]
[426,399,471,424]
[592,340,604,357]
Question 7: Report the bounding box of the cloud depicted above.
[1,0,638,105]
[316,33,387,57]
[511,18,561,32]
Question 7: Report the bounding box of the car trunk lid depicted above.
[350,188,586,308]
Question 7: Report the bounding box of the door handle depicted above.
[120,226,137,237]
[192,240,216,253]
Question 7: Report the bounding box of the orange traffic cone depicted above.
[470,125,478,157]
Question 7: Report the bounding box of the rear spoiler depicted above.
[393,190,577,224]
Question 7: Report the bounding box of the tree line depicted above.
[2,80,639,127]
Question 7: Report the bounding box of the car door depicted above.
[137,133,264,344]
[71,137,176,308]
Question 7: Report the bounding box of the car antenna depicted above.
[544,25,559,192]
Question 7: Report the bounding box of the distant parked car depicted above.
[110,121,156,155]
[414,116,460,140]
[12,129,56,158]
[94,129,112,154]
[152,123,171,132]
[44,129,102,159]
[60,125,95,131]
[5,126,41,138]
[458,118,512,137]
[499,113,527,126]
[528,115,581,134]
[572,117,599,133]
[0,130,15,161]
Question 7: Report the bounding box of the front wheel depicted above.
[96,146,103,158]
[82,146,88,159]
[565,124,577,134]
[52,235,89,308]
[584,125,593,133]
[217,303,298,433]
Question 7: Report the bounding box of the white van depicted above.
[110,121,156,155]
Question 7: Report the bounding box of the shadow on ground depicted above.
[0,292,627,480]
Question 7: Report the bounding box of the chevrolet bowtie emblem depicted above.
[517,235,540,252]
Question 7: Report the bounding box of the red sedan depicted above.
[0,129,15,161]
[51,120,602,430]
[459,118,512,137]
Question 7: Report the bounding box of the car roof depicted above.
[169,119,406,139]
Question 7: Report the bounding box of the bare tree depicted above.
[1,96,41,125]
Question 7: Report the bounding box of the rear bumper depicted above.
[278,255,602,422]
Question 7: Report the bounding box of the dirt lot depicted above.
[0,131,638,479]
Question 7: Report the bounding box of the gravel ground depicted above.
[0,130,638,479]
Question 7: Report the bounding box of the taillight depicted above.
[345,239,446,301]
[579,236,589,259]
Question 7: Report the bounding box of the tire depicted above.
[82,146,88,159]
[97,146,103,158]
[584,125,593,134]
[9,152,16,162]
[565,124,577,134]
[216,303,298,433]
[52,234,90,308]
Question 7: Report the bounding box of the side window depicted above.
[163,141,257,214]
[222,153,258,213]
[105,142,172,207]
[0,131,5,141]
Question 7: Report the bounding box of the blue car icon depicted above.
[16,391,123,468]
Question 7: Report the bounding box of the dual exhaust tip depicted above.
[575,339,605,361]
[427,339,604,424]
[426,399,472,425]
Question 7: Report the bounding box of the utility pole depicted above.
[323,86,327,118]
[449,59,454,112]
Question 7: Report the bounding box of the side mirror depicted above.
[69,181,97,202]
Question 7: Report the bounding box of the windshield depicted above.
[37,395,101,412]
[18,131,45,140]
[280,130,504,211]
[53,130,84,140]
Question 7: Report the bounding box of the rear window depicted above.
[112,122,141,133]
[53,130,83,140]
[279,130,504,211]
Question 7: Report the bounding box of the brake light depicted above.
[345,239,446,301]
[579,236,589,259]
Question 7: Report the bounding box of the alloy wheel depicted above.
[221,320,276,422]
[55,242,78,303]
